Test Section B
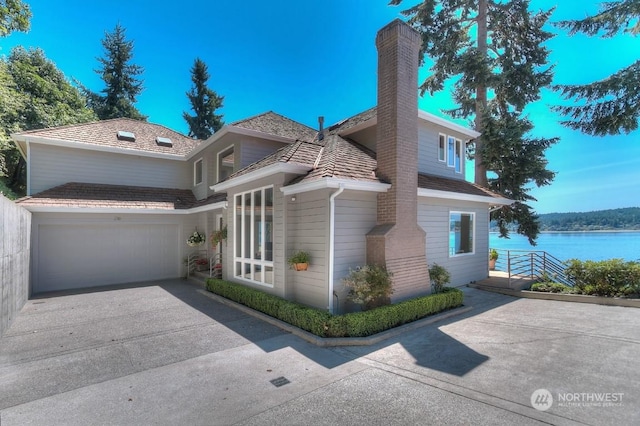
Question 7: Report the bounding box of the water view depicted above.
[490,231,640,262]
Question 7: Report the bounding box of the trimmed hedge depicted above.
[205,278,463,338]
[565,259,640,297]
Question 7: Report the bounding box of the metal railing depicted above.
[209,252,222,278]
[493,249,574,287]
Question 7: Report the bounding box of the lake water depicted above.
[490,231,640,262]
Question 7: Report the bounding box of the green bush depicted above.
[429,263,451,293]
[531,282,574,293]
[343,265,393,310]
[565,259,640,297]
[205,278,463,338]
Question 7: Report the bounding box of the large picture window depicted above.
[449,212,474,256]
[234,186,274,286]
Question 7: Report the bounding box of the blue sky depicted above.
[2,0,638,214]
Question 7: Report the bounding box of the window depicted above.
[194,158,203,185]
[455,139,462,173]
[449,212,474,256]
[234,186,274,286]
[447,136,455,167]
[217,146,234,183]
[438,134,446,162]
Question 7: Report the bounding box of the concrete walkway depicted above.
[1,280,638,425]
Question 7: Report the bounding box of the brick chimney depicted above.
[366,19,430,300]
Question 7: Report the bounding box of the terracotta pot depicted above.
[293,262,308,271]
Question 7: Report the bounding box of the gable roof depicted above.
[230,111,318,142]
[16,182,226,211]
[12,118,200,156]
[418,173,512,204]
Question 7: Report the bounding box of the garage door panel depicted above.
[36,224,180,293]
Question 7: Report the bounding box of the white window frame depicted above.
[447,136,456,168]
[193,158,203,186]
[449,211,475,257]
[216,145,234,184]
[233,185,274,287]
[455,138,463,174]
[438,133,446,163]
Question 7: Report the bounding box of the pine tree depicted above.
[0,0,31,37]
[554,0,640,136]
[391,0,557,244]
[90,23,146,120]
[183,58,224,139]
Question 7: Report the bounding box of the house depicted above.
[12,20,512,312]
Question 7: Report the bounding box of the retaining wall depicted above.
[1,194,31,337]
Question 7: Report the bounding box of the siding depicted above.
[29,144,190,195]
[240,138,286,168]
[333,191,377,312]
[191,155,208,200]
[418,198,489,285]
[286,189,330,310]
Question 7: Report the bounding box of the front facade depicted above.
[13,20,511,312]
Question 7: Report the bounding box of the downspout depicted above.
[328,184,345,314]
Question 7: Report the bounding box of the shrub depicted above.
[343,265,393,310]
[205,278,463,338]
[531,282,573,293]
[429,263,451,293]
[565,259,640,297]
[287,250,310,266]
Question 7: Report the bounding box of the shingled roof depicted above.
[16,182,226,210]
[13,118,200,156]
[291,134,380,184]
[418,173,508,200]
[231,111,318,142]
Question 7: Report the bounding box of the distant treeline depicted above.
[492,207,640,232]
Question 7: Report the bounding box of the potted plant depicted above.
[489,248,499,270]
[288,250,310,271]
[195,257,209,272]
[187,228,206,247]
[210,225,227,249]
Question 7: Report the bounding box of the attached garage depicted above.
[30,214,189,294]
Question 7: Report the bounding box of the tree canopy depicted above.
[183,58,224,139]
[554,0,640,136]
[0,47,96,197]
[392,0,557,244]
[0,0,31,37]
[86,23,146,120]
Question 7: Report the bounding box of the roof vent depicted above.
[156,136,173,147]
[117,131,136,141]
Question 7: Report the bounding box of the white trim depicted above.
[186,125,299,160]
[418,188,513,205]
[328,184,345,314]
[26,142,31,196]
[280,178,390,195]
[418,110,481,138]
[20,201,227,215]
[12,134,188,161]
[336,110,480,139]
[193,157,204,186]
[211,162,311,192]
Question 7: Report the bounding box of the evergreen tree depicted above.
[554,0,640,136]
[0,47,96,197]
[0,0,31,37]
[392,0,557,244]
[90,24,146,120]
[183,58,224,139]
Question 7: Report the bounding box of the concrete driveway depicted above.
[0,279,638,425]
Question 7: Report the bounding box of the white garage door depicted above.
[36,223,180,293]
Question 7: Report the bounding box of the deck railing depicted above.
[493,249,575,287]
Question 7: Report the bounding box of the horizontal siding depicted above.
[29,144,190,194]
[333,192,377,311]
[419,198,489,285]
[286,189,330,310]
[417,122,469,179]
[241,138,286,168]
